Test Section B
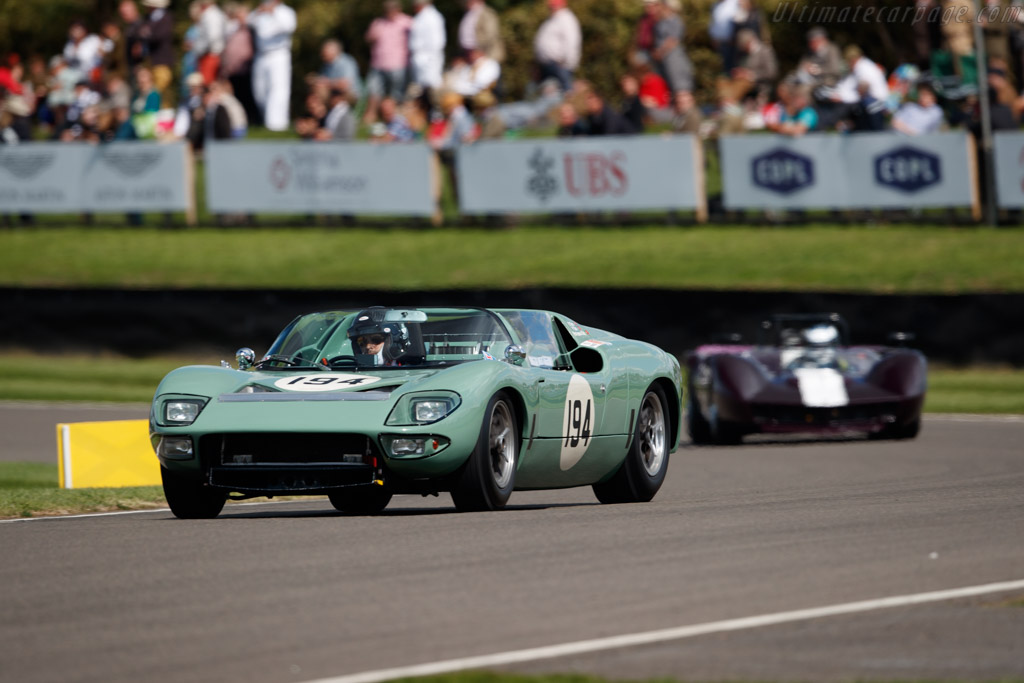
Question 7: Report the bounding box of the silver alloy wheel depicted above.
[638,392,666,476]
[489,400,515,489]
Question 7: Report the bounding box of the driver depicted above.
[348,315,395,366]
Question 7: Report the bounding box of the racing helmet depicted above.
[803,323,839,346]
[347,308,411,359]
[348,309,392,355]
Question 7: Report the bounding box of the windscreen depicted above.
[260,308,512,370]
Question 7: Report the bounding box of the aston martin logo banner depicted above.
[205,142,435,216]
[0,142,191,213]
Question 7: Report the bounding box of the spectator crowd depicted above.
[2,0,1024,153]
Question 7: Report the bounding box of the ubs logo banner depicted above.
[526,148,628,202]
[462,137,700,213]
[751,148,815,195]
[874,146,941,193]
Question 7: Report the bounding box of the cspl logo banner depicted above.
[751,148,815,195]
[457,136,705,214]
[722,132,975,210]
[874,146,941,193]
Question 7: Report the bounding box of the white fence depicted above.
[720,132,979,214]
[2,132,1013,221]
[205,142,436,216]
[0,141,193,215]
[456,135,706,218]
[995,131,1024,209]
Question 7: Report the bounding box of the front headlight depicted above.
[414,400,452,423]
[163,399,206,425]
[385,391,461,426]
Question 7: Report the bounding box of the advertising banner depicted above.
[0,142,192,213]
[994,131,1024,209]
[456,136,706,216]
[205,142,435,215]
[721,132,978,212]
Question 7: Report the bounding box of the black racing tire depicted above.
[686,385,712,445]
[328,485,393,514]
[593,384,670,504]
[161,466,227,519]
[710,403,743,445]
[451,391,519,512]
[871,417,921,441]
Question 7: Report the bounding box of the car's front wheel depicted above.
[161,466,227,519]
[328,485,393,514]
[451,392,518,512]
[593,384,670,504]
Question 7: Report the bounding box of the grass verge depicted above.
[1,353,1023,412]
[3,225,1024,293]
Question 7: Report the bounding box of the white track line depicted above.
[0,499,304,524]
[301,579,1024,683]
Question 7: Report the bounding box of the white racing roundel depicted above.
[273,374,382,392]
[560,374,596,471]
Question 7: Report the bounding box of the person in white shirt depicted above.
[892,82,944,135]
[533,0,581,92]
[832,45,889,130]
[445,47,500,97]
[63,21,103,77]
[195,0,228,85]
[248,0,296,131]
[409,0,447,93]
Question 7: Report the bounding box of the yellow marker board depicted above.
[56,420,160,489]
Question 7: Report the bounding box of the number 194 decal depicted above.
[560,374,596,471]
[273,374,381,392]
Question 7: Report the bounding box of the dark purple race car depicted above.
[685,313,926,444]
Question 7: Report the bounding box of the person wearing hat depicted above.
[247,0,296,131]
[140,0,175,102]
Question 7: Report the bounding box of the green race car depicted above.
[151,306,682,518]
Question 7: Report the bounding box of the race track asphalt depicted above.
[1,410,1022,683]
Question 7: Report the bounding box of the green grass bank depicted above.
[3,225,1024,293]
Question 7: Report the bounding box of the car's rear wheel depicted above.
[710,403,743,445]
[593,385,670,504]
[161,466,227,519]
[328,485,393,514]
[451,392,518,512]
[872,417,921,441]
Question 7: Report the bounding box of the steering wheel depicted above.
[326,355,358,367]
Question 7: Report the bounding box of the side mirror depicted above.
[236,347,256,370]
[504,345,526,366]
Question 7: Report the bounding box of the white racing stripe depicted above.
[794,367,849,408]
[301,579,1024,683]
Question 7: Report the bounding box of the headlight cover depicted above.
[161,398,207,426]
[385,391,461,426]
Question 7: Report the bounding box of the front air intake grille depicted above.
[199,433,377,466]
[752,403,898,426]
